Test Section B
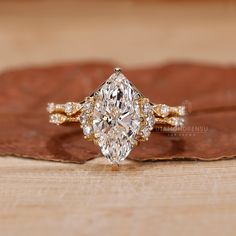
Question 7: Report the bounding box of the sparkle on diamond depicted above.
[92,73,141,163]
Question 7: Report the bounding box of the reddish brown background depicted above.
[1,62,236,163]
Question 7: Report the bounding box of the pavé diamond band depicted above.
[47,68,186,164]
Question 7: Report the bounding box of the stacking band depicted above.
[47,102,186,127]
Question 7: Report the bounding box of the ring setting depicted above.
[47,68,186,164]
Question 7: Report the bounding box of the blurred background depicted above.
[0,0,236,71]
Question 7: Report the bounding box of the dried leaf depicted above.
[0,63,235,163]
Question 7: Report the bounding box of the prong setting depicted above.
[114,67,122,74]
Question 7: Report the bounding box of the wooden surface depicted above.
[1,157,236,236]
[0,1,236,71]
[0,1,236,236]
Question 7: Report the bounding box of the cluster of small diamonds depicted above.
[47,102,82,125]
[79,98,95,139]
[47,102,81,116]
[155,104,186,118]
[138,99,155,141]
[168,117,185,127]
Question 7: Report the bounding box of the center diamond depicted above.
[92,72,141,163]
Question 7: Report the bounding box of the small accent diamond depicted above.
[79,113,89,125]
[50,114,67,125]
[47,103,55,113]
[64,102,74,115]
[178,106,186,116]
[83,125,92,137]
[143,102,152,115]
[160,104,170,117]
[82,98,93,112]
[140,126,151,139]
[169,117,185,127]
[64,102,81,115]
[147,115,155,129]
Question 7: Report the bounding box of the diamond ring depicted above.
[47,68,186,164]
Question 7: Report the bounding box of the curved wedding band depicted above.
[47,68,186,164]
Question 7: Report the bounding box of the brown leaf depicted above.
[0,62,236,163]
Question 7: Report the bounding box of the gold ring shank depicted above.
[47,102,186,128]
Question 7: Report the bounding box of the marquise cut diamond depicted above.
[92,72,142,163]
